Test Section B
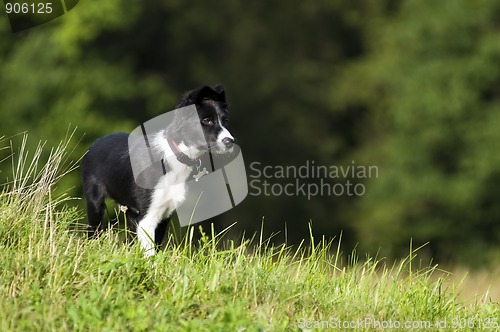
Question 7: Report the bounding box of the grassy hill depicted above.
[0,138,498,331]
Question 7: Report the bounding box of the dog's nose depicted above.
[222,137,235,149]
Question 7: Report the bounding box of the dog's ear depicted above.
[213,84,225,101]
[184,86,212,104]
[178,85,226,108]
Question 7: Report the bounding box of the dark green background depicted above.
[1,0,499,266]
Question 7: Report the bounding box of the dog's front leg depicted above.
[137,215,161,257]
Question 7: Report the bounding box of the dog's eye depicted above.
[221,117,229,126]
[202,117,214,126]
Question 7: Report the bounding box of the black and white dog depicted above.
[81,85,234,256]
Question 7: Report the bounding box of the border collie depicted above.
[81,85,234,256]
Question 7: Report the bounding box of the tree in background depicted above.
[337,0,500,265]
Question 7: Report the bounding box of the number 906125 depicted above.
[5,2,53,14]
[4,0,79,32]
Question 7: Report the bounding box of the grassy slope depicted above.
[0,138,498,331]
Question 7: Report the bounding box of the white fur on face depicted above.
[217,126,234,143]
[214,114,235,154]
[212,127,233,154]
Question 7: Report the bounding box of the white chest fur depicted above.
[136,131,200,256]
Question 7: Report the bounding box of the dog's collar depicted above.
[167,137,200,167]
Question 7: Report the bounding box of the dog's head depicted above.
[169,84,235,156]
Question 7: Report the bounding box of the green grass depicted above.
[0,136,498,331]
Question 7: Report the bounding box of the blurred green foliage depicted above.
[336,0,500,265]
[0,0,499,265]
